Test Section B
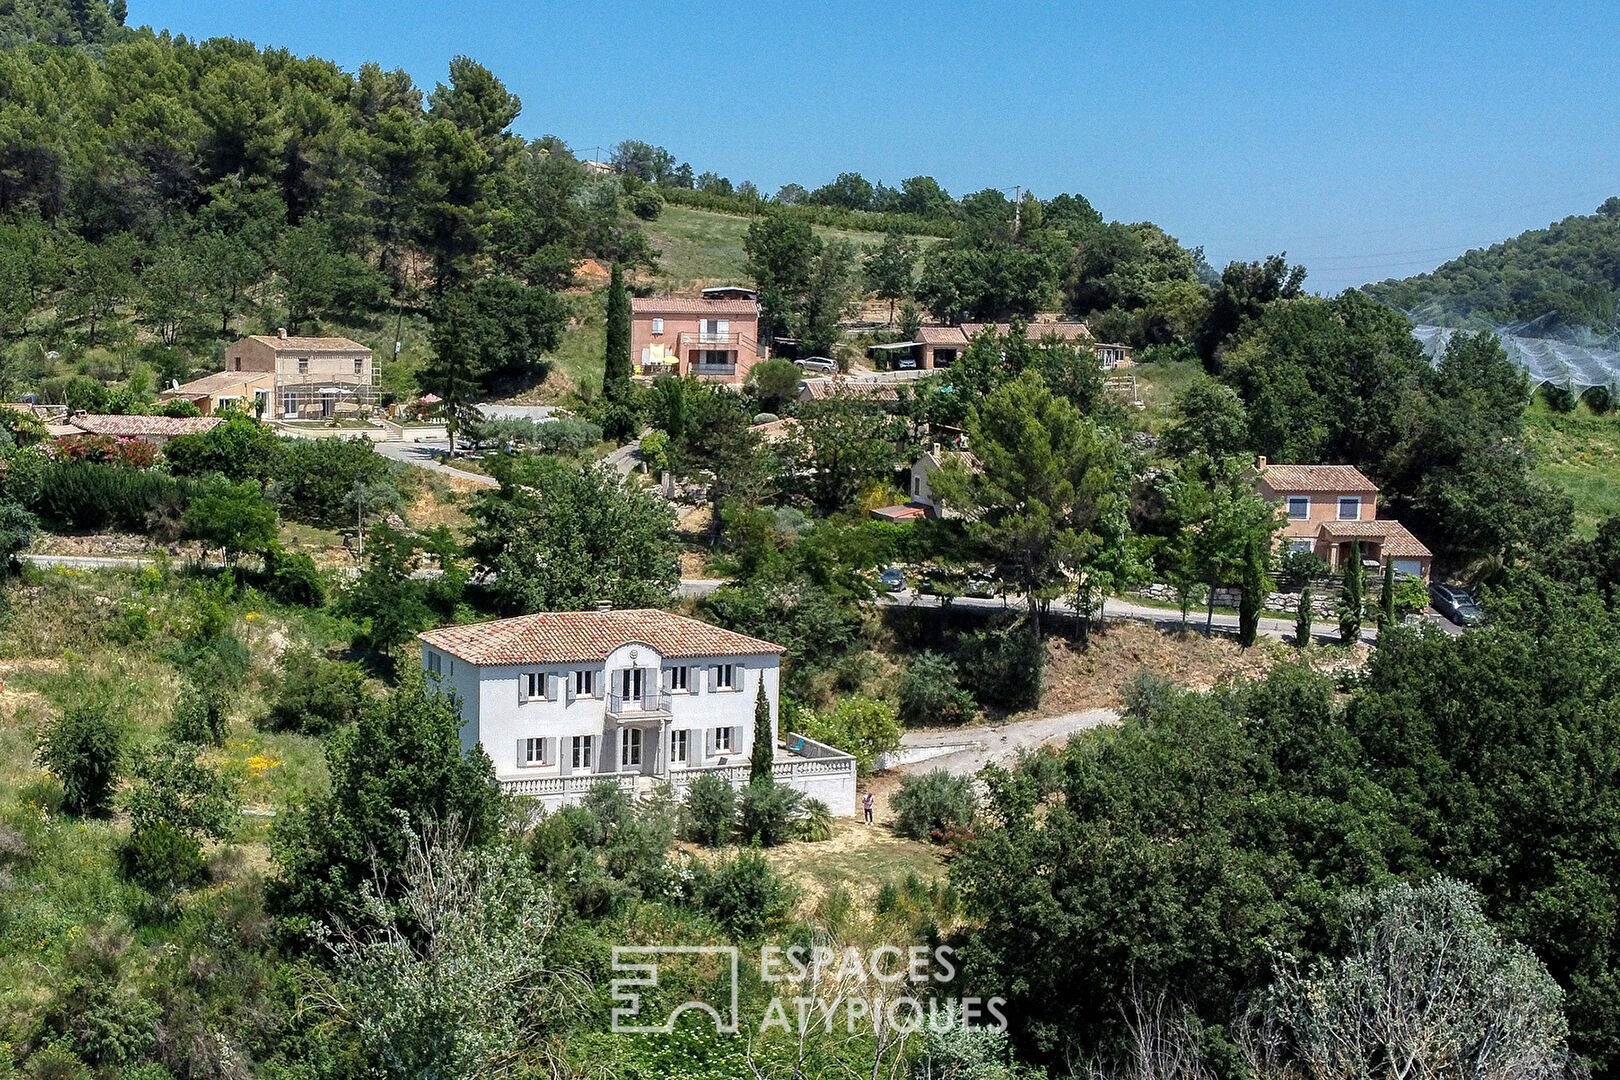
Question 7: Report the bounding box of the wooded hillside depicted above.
[1366,198,1620,333]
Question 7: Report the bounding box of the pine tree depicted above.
[1339,541,1365,644]
[1295,584,1313,648]
[602,262,631,402]
[750,682,775,783]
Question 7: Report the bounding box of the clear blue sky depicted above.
[133,0,1620,294]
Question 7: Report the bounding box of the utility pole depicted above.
[1012,185,1022,238]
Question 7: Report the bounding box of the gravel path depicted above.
[895,707,1121,776]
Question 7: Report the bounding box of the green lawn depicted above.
[641,205,914,292]
[1130,355,1205,434]
[1523,399,1620,537]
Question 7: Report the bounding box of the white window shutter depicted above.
[547,673,560,701]
[566,676,576,705]
[517,739,526,767]
[705,727,715,757]
[707,665,716,692]
[660,667,671,691]
[518,675,528,705]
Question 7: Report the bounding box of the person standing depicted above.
[862,791,875,825]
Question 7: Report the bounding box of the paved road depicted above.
[373,439,498,487]
[21,553,157,570]
[604,438,644,477]
[894,707,1120,776]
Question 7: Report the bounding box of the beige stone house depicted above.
[222,331,376,419]
[157,370,275,416]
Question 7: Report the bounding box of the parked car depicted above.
[964,573,996,599]
[897,355,918,370]
[797,356,837,374]
[1427,582,1483,626]
[878,567,906,592]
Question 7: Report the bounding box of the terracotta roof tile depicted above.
[630,297,759,316]
[917,326,969,346]
[246,335,370,352]
[1258,463,1379,494]
[418,609,782,666]
[1317,519,1431,558]
[68,414,223,437]
[799,378,900,402]
[160,370,275,397]
[960,321,1093,343]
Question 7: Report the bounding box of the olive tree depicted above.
[1240,878,1571,1080]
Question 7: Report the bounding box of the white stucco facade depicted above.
[418,610,857,816]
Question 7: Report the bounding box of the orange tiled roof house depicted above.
[418,609,856,814]
[630,296,765,384]
[1255,458,1432,582]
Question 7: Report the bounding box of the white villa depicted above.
[418,609,857,814]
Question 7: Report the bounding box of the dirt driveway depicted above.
[893,707,1121,777]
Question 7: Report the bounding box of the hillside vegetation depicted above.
[1366,197,1620,332]
[642,204,914,292]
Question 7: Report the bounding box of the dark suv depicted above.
[1427,582,1483,627]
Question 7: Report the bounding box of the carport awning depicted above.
[868,341,922,350]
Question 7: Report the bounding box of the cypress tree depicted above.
[1379,556,1396,627]
[1237,535,1267,647]
[1339,540,1365,644]
[1295,584,1314,648]
[602,262,631,402]
[749,682,774,783]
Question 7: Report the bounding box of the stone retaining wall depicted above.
[1131,582,1338,618]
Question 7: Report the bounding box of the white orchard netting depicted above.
[1414,325,1620,391]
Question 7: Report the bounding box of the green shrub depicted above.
[164,413,281,480]
[260,544,326,607]
[35,704,125,816]
[32,460,190,532]
[798,798,834,842]
[535,415,604,455]
[684,772,737,846]
[957,622,1044,712]
[897,651,976,726]
[118,821,205,894]
[157,398,202,417]
[736,778,802,848]
[264,650,373,736]
[702,849,795,938]
[794,696,901,776]
[270,436,394,527]
[167,676,232,745]
[184,476,278,562]
[123,740,239,842]
[890,769,977,842]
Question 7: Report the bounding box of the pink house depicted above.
[1256,459,1432,581]
[630,296,766,384]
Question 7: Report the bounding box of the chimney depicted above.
[1257,455,1268,470]
[931,442,941,457]
[595,599,614,612]
[277,327,288,339]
